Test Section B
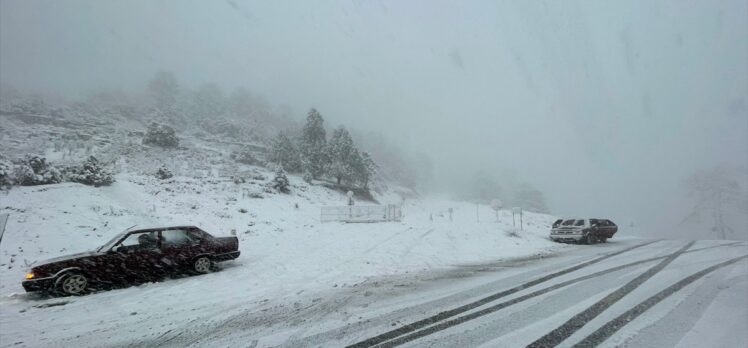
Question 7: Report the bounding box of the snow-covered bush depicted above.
[156,166,173,180]
[303,170,313,184]
[0,156,12,188]
[68,156,115,187]
[230,146,263,166]
[199,118,245,139]
[12,155,63,186]
[271,167,290,193]
[142,122,179,148]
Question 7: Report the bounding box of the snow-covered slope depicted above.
[0,171,563,347]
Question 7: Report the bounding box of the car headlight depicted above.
[25,272,35,279]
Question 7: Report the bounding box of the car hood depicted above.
[33,251,100,267]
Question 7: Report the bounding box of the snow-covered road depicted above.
[1,178,746,348]
[148,239,746,348]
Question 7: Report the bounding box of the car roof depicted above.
[128,225,199,233]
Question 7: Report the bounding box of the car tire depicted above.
[582,234,595,245]
[193,256,213,274]
[56,272,89,296]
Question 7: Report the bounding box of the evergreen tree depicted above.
[326,126,358,185]
[272,167,290,193]
[268,131,302,172]
[299,108,328,179]
[356,151,378,189]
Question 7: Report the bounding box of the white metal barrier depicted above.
[321,204,402,223]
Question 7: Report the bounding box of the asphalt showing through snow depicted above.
[348,240,660,348]
[526,241,694,347]
[349,241,745,348]
[572,254,748,348]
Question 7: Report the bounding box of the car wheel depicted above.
[582,234,594,245]
[193,256,213,274]
[57,273,89,296]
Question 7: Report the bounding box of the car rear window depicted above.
[162,229,194,246]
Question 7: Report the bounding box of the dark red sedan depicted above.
[22,225,240,296]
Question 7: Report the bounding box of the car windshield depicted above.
[96,230,130,252]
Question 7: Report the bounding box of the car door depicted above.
[93,248,131,286]
[116,231,166,282]
[159,228,202,273]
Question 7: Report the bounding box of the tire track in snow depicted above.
[376,242,743,347]
[400,229,434,258]
[525,241,695,348]
[572,254,748,348]
[407,242,746,347]
[362,228,411,255]
[347,240,661,348]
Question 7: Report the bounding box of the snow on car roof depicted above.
[128,225,200,233]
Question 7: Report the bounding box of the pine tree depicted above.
[300,108,328,179]
[326,126,358,185]
[268,131,302,172]
[357,151,378,189]
[272,167,290,193]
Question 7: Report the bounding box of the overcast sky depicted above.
[2,0,746,235]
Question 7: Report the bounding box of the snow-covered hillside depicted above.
[0,170,564,347]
